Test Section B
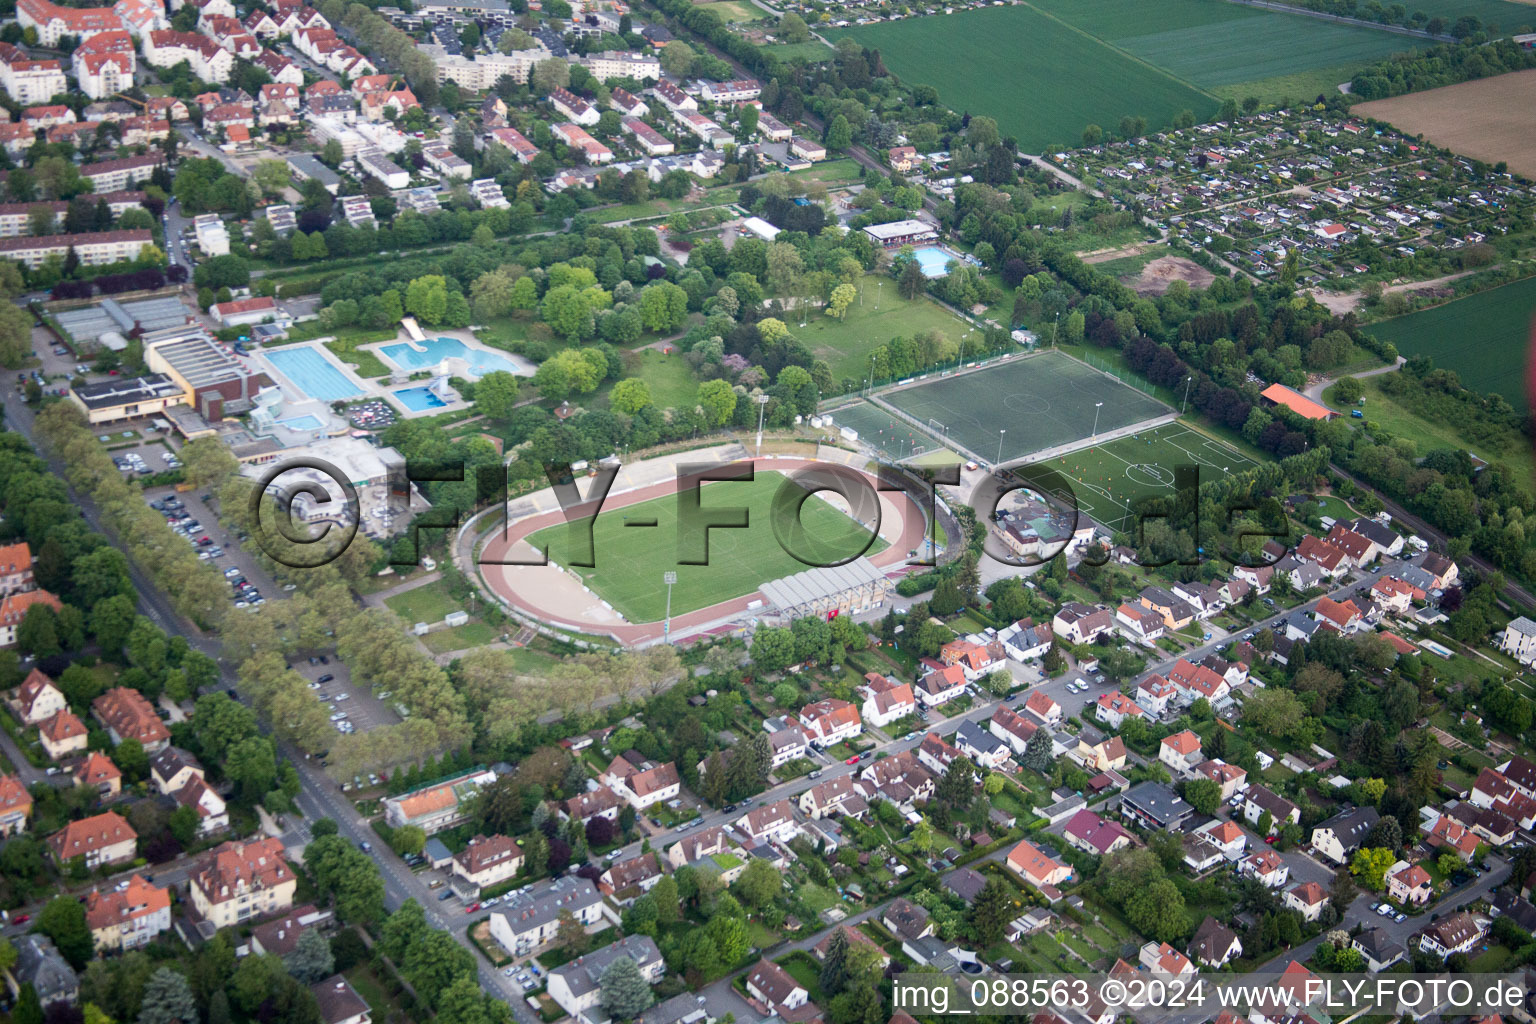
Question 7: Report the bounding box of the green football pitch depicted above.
[525,471,887,623]
[876,350,1171,465]
[1049,422,1259,533]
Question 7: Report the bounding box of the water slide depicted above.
[400,317,426,342]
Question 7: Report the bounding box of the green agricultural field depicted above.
[794,274,970,382]
[526,471,887,622]
[1207,63,1370,105]
[1405,0,1536,29]
[1367,274,1536,414]
[825,5,1218,153]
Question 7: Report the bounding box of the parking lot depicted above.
[108,433,180,477]
[290,655,402,740]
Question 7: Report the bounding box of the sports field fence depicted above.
[1078,352,1160,397]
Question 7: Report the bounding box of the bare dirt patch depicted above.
[1083,242,1154,265]
[1127,255,1215,296]
[1354,68,1536,179]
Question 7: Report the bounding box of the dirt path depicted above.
[1082,242,1158,265]
[1301,357,1404,405]
[1306,267,1485,315]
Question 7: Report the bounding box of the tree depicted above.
[750,626,796,671]
[826,115,852,151]
[659,41,695,77]
[734,859,781,908]
[284,926,335,983]
[1124,877,1185,942]
[599,952,654,1020]
[1021,727,1054,773]
[828,283,856,320]
[1082,123,1103,146]
[897,258,926,301]
[1365,816,1402,852]
[1182,777,1221,816]
[696,379,737,426]
[1334,376,1364,404]
[390,825,427,857]
[473,371,520,421]
[404,275,450,326]
[137,967,198,1024]
[532,58,571,94]
[115,737,147,783]
[1243,688,1306,739]
[610,378,652,414]
[251,160,291,198]
[0,303,32,369]
[12,984,41,1024]
[967,877,1016,946]
[1350,847,1396,890]
[38,895,93,968]
[819,927,851,995]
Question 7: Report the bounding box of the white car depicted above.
[330,711,349,722]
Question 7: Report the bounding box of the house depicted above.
[939,639,998,681]
[788,136,825,162]
[998,618,1052,661]
[916,731,961,776]
[48,811,137,868]
[1352,927,1405,971]
[1297,536,1349,577]
[73,752,122,801]
[1121,782,1193,832]
[941,868,988,905]
[798,775,868,820]
[1076,735,1127,772]
[250,905,329,956]
[149,747,205,795]
[0,541,34,594]
[92,686,170,752]
[84,875,170,951]
[1310,806,1378,864]
[489,877,606,956]
[1427,814,1480,859]
[1196,819,1248,862]
[1063,808,1132,856]
[1325,525,1376,567]
[598,853,662,902]
[548,935,664,1020]
[561,786,623,826]
[1052,602,1113,644]
[1188,917,1242,967]
[665,825,746,880]
[858,673,915,728]
[451,834,524,894]
[1241,849,1288,888]
[1418,911,1486,956]
[1284,881,1328,923]
[38,710,87,760]
[745,959,810,1016]
[813,925,888,967]
[888,145,917,171]
[1415,551,1458,589]
[1166,659,1230,704]
[1136,674,1176,716]
[990,706,1039,755]
[1138,941,1195,977]
[1172,581,1224,619]
[1095,692,1146,728]
[915,664,967,707]
[312,976,370,1024]
[8,935,77,1007]
[766,724,810,769]
[955,720,1011,769]
[858,751,934,809]
[1500,617,1536,666]
[0,589,62,646]
[882,898,932,942]
[1005,839,1070,889]
[799,699,862,747]
[602,757,681,810]
[1313,596,1362,634]
[737,799,798,844]
[1138,587,1195,631]
[1243,786,1299,830]
[1232,564,1273,594]
[0,773,31,837]
[1259,382,1335,420]
[189,837,295,928]
[1386,861,1433,906]
[1159,730,1203,773]
[1194,759,1247,799]
[11,668,64,726]
[1116,602,1166,643]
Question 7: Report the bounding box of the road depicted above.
[1300,358,1404,407]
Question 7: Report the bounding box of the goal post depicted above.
[927,417,948,437]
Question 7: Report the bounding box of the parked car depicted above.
[318,674,334,684]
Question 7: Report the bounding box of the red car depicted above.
[1264,835,1278,844]
[845,756,860,765]
[12,914,29,924]
[465,902,481,914]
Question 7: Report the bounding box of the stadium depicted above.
[468,447,930,646]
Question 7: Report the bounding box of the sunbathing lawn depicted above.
[794,275,970,383]
[383,581,465,625]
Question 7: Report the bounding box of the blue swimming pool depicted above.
[279,415,323,431]
[380,337,517,377]
[912,246,956,278]
[266,347,363,402]
[394,386,449,412]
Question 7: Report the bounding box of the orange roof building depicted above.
[48,810,137,868]
[92,686,170,752]
[1260,382,1335,420]
[0,772,32,836]
[84,874,170,950]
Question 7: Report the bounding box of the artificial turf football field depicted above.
[525,471,887,623]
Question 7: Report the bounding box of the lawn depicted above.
[1366,274,1536,414]
[787,158,865,184]
[763,41,836,62]
[344,966,404,1024]
[420,620,503,653]
[525,470,886,622]
[1209,62,1367,105]
[793,274,969,383]
[827,4,1219,153]
[623,348,698,410]
[383,580,466,625]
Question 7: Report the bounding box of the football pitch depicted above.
[875,350,1171,466]
[1049,422,1259,533]
[524,471,886,623]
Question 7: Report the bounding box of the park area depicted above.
[1354,69,1536,179]
[1051,421,1259,533]
[1366,274,1536,414]
[873,350,1171,466]
[793,274,970,382]
[523,471,885,622]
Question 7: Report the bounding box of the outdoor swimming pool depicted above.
[266,347,363,402]
[394,386,449,412]
[380,337,518,377]
[912,246,957,278]
[279,415,323,431]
